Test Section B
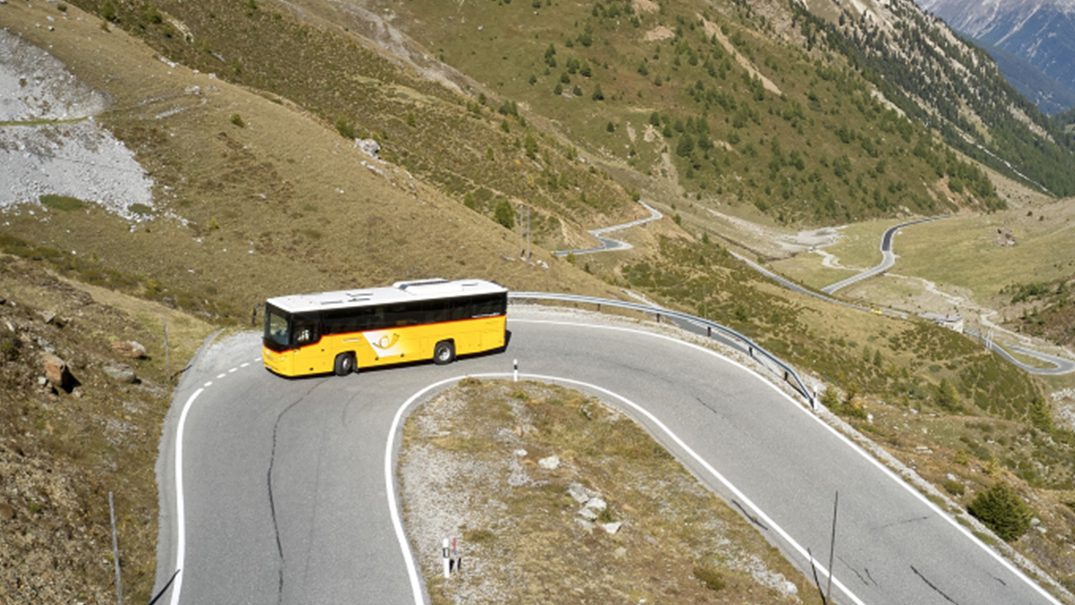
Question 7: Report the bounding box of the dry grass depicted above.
[400,380,820,605]
[895,201,1075,304]
[0,1,619,325]
[0,255,213,603]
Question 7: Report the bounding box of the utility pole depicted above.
[109,491,124,605]
[163,319,171,380]
[826,491,839,604]
[525,205,532,261]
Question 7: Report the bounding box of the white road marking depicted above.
[216,373,226,379]
[511,318,1062,605]
[169,387,204,605]
[228,367,237,374]
[386,372,866,605]
[203,381,212,388]
[240,362,250,368]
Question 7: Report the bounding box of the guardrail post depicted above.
[748,345,753,357]
[706,325,711,337]
[656,313,661,324]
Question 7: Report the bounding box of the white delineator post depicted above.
[442,537,451,579]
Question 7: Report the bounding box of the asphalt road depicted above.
[553,201,662,257]
[821,216,943,295]
[153,307,1062,605]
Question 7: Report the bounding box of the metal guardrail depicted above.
[508,292,816,408]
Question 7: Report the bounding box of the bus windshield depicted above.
[265,306,291,349]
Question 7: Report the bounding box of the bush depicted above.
[0,333,20,361]
[229,113,245,128]
[692,566,725,592]
[334,117,357,140]
[494,200,515,229]
[968,483,1032,541]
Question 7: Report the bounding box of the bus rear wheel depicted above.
[433,341,456,365]
[334,352,355,376]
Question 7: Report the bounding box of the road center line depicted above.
[385,372,865,605]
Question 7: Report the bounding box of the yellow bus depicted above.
[262,279,508,377]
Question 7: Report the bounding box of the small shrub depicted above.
[463,528,495,544]
[129,203,153,216]
[692,566,725,592]
[0,333,20,361]
[334,117,357,140]
[39,194,85,211]
[942,479,965,496]
[494,200,515,229]
[968,483,1032,542]
[229,113,245,128]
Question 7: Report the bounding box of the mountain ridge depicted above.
[918,0,1075,115]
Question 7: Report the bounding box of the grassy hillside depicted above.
[1,1,620,325]
[363,0,1002,224]
[0,256,214,603]
[66,0,643,250]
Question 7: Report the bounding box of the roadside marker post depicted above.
[513,359,518,383]
[442,538,450,578]
[442,536,461,578]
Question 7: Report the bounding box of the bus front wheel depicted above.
[433,341,456,365]
[334,352,355,376]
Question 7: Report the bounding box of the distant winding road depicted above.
[553,201,662,257]
[821,216,944,295]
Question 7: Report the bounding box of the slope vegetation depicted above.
[362,0,1003,224]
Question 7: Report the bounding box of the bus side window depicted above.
[293,316,318,345]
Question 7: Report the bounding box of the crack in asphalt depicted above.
[838,556,877,587]
[878,514,931,530]
[266,380,325,605]
[865,567,877,586]
[910,564,961,605]
[732,499,769,531]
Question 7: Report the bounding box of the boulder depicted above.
[600,521,622,535]
[355,138,381,159]
[584,497,607,512]
[567,482,593,504]
[538,455,560,470]
[112,340,148,359]
[103,362,137,384]
[40,352,71,390]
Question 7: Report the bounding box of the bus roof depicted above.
[265,278,507,314]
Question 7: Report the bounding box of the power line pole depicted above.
[109,491,124,605]
[163,319,171,380]
[525,205,532,261]
[826,491,839,604]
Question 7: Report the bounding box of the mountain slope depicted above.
[801,0,1075,197]
[918,0,1075,115]
[350,0,1005,224]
